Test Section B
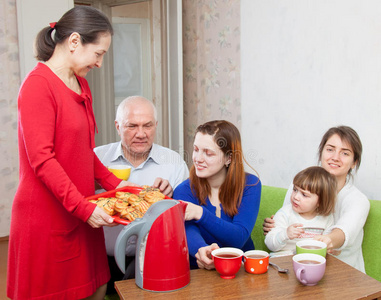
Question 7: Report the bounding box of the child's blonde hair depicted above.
[293,166,337,216]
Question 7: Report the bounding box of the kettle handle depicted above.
[114,218,146,274]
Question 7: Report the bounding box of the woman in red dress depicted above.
[7,6,133,300]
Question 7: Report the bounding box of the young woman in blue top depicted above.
[173,120,261,269]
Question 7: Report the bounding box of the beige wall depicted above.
[111,1,149,18]
[182,0,241,164]
[0,0,20,237]
[17,0,73,79]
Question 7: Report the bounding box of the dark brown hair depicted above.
[35,6,113,61]
[293,166,337,216]
[189,120,259,217]
[318,126,362,175]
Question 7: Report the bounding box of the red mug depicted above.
[212,248,243,279]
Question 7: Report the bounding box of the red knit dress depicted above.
[7,63,121,300]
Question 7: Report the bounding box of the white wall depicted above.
[17,0,73,79]
[241,0,381,200]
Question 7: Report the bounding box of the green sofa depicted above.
[251,185,381,282]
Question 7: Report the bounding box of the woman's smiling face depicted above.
[320,134,356,183]
[72,33,112,77]
[192,132,230,180]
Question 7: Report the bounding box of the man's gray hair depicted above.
[115,96,157,124]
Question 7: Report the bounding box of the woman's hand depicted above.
[263,215,275,235]
[195,243,220,270]
[287,223,304,239]
[87,206,118,228]
[184,202,203,221]
[313,234,341,255]
[116,180,140,189]
[314,228,344,255]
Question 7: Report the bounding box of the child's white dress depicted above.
[265,205,334,257]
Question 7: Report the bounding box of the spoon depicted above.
[269,261,289,273]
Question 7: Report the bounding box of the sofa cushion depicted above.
[251,185,287,252]
[363,199,381,281]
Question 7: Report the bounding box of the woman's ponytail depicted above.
[35,26,56,61]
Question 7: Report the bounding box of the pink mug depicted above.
[292,253,326,286]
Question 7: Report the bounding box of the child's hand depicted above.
[287,223,304,239]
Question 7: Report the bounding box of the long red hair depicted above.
[189,120,258,216]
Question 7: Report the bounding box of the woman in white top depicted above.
[263,126,370,272]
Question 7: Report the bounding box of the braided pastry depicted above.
[115,192,132,199]
[131,199,151,213]
[114,199,129,213]
[144,191,165,204]
[139,186,160,198]
[119,206,134,219]
[89,185,167,220]
[120,207,144,221]
[126,194,141,204]
[91,197,117,215]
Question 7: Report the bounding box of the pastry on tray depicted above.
[115,191,132,199]
[114,199,129,213]
[131,199,151,213]
[126,194,141,204]
[144,191,165,204]
[90,197,117,215]
[119,206,144,221]
[89,186,166,221]
[138,186,160,198]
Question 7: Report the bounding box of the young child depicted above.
[265,166,337,257]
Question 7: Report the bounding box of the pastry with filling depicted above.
[115,192,132,199]
[144,191,165,204]
[139,186,160,198]
[120,206,144,221]
[131,199,151,213]
[114,199,129,213]
[126,194,141,204]
[91,197,116,215]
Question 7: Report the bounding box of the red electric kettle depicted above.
[114,199,190,292]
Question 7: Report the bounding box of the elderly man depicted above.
[94,95,189,291]
[95,96,188,195]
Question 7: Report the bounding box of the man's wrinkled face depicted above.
[116,102,157,159]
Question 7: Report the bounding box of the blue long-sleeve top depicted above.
[173,173,261,267]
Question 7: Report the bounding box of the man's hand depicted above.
[152,177,173,197]
[263,215,275,235]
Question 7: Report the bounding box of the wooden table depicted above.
[115,255,381,299]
